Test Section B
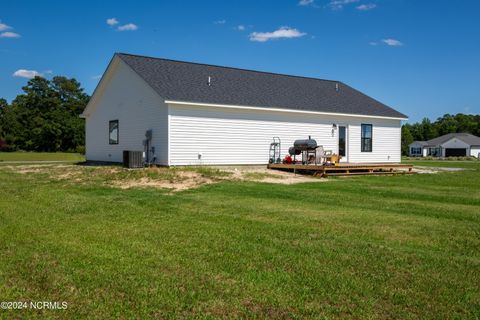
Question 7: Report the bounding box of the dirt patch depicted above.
[220,166,326,184]
[112,171,217,191]
[414,166,466,174]
[3,163,326,191]
[5,164,63,174]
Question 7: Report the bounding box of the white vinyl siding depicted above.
[168,103,401,165]
[471,148,480,158]
[84,58,168,164]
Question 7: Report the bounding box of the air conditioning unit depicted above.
[123,150,144,168]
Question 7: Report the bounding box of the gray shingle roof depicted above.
[117,53,407,119]
[423,133,480,147]
[411,141,428,146]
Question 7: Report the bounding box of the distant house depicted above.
[81,53,408,166]
[409,133,480,157]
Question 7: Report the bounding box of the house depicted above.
[409,133,480,158]
[81,53,408,166]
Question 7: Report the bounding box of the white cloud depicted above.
[214,19,226,25]
[299,0,315,5]
[382,38,403,46]
[117,23,138,31]
[236,25,246,31]
[328,0,359,10]
[0,20,20,38]
[0,32,20,38]
[13,69,43,79]
[369,41,378,46]
[0,23,12,31]
[106,18,119,26]
[249,26,306,42]
[91,74,102,80]
[356,3,377,11]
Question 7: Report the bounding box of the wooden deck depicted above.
[268,162,414,177]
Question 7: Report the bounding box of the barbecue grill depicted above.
[289,136,318,164]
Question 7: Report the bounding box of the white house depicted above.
[81,53,408,166]
[409,133,480,158]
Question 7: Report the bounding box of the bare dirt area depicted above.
[7,163,465,191]
[414,166,466,174]
[111,170,218,191]
[2,163,325,192]
[218,165,326,184]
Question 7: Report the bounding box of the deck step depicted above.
[325,171,414,177]
[267,162,414,177]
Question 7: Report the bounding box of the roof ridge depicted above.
[424,132,480,144]
[116,52,341,84]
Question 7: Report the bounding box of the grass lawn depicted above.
[0,161,479,319]
[402,158,480,169]
[0,152,85,162]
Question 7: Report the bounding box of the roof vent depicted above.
[208,76,212,86]
[335,82,339,92]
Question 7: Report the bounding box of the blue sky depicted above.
[1,0,479,122]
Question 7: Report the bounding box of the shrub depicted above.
[76,145,86,155]
[0,139,14,152]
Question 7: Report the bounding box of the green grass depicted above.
[403,159,480,169]
[242,172,282,180]
[0,162,479,319]
[0,152,85,162]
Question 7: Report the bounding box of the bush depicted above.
[76,145,85,155]
[0,139,14,152]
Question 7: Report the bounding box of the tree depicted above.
[435,114,457,136]
[420,118,438,141]
[0,98,8,150]
[401,125,414,156]
[0,98,7,138]
[2,76,89,152]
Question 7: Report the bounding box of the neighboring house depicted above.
[409,133,480,157]
[81,53,408,166]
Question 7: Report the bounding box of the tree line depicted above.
[0,76,89,152]
[401,114,480,155]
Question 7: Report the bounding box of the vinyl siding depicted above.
[84,58,168,164]
[471,148,480,158]
[168,103,401,165]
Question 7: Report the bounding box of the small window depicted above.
[411,147,422,155]
[428,147,440,157]
[109,120,119,144]
[361,124,372,152]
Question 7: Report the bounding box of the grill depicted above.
[288,136,319,164]
[289,137,317,155]
[293,138,317,152]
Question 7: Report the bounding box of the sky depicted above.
[1,0,479,123]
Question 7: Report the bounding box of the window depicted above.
[427,147,440,157]
[361,124,372,152]
[109,120,119,144]
[338,126,346,157]
[411,147,422,155]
